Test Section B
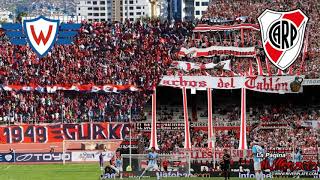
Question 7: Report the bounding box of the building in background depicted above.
[121,0,150,22]
[76,0,209,22]
[167,0,209,21]
[193,0,209,19]
[77,0,151,22]
[76,0,113,22]
[112,0,121,21]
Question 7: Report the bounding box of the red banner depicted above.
[0,123,129,144]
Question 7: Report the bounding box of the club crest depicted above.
[23,16,59,57]
[2,16,81,58]
[258,9,308,70]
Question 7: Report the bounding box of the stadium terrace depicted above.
[0,0,319,180]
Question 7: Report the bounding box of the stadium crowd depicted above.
[0,20,193,87]
[0,19,194,123]
[171,0,320,78]
[0,91,148,123]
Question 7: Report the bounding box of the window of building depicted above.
[101,13,106,16]
[195,2,200,6]
[93,1,97,5]
[100,7,105,10]
[101,19,106,21]
[129,12,134,16]
[130,18,134,21]
[136,12,141,15]
[88,13,93,16]
[129,7,134,10]
[129,0,134,4]
[94,7,99,10]
[87,1,91,4]
[88,7,92,10]
[78,8,80,10]
[136,6,141,9]
[195,11,200,15]
[94,13,99,16]
[100,1,105,5]
[202,2,209,6]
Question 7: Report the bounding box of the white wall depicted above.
[122,0,151,21]
[194,0,209,19]
[76,0,112,22]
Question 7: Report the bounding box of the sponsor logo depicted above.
[101,173,117,179]
[72,151,114,162]
[159,172,190,177]
[0,153,15,162]
[258,9,308,70]
[79,152,96,160]
[15,153,71,162]
[239,172,272,179]
[4,154,13,162]
[2,16,81,58]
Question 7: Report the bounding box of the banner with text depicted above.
[171,60,231,71]
[160,76,304,93]
[0,152,72,163]
[71,151,114,162]
[0,123,129,144]
[178,46,256,58]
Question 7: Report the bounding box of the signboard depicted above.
[71,151,114,162]
[0,152,71,163]
[0,153,15,162]
[160,76,304,93]
[135,122,185,131]
[0,123,129,144]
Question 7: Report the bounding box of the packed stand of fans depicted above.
[0,19,194,124]
[169,0,320,78]
[0,20,193,87]
[0,91,149,123]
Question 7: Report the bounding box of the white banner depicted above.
[193,24,260,32]
[160,76,304,93]
[302,79,320,86]
[178,46,256,58]
[71,151,114,162]
[301,120,320,129]
[171,60,231,71]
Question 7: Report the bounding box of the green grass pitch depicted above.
[0,164,307,180]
